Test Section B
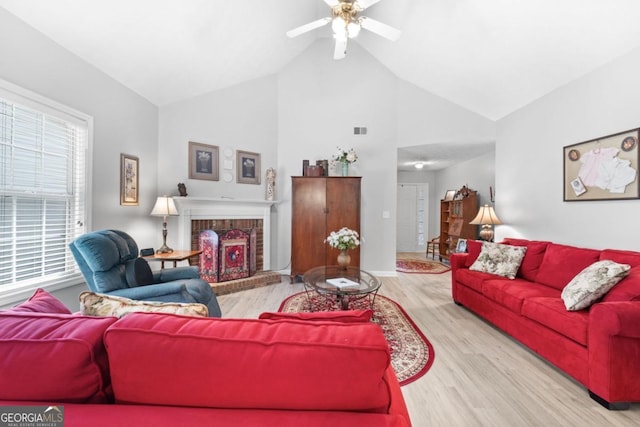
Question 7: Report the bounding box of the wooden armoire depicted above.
[290,176,361,281]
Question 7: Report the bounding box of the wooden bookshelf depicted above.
[439,187,478,261]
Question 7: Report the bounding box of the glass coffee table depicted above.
[302,266,381,311]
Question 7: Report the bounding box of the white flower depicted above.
[331,147,358,165]
[325,227,360,250]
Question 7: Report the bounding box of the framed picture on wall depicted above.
[236,150,261,185]
[120,153,139,206]
[563,128,640,201]
[189,141,219,181]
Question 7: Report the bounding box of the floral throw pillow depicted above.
[561,260,631,311]
[79,291,209,318]
[469,242,527,279]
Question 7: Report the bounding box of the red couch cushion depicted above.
[259,309,373,323]
[0,312,116,403]
[602,267,640,302]
[464,239,483,267]
[535,243,600,290]
[599,249,640,267]
[522,297,589,346]
[481,279,560,314]
[455,268,498,293]
[501,238,550,282]
[105,313,393,412]
[4,288,71,314]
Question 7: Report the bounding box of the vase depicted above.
[341,162,349,176]
[337,250,351,268]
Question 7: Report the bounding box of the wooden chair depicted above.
[426,236,439,260]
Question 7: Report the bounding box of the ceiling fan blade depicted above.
[334,36,347,60]
[286,17,331,38]
[360,16,401,41]
[355,0,382,9]
[323,0,340,6]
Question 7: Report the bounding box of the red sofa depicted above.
[0,297,411,426]
[451,238,640,410]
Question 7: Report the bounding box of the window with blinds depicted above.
[0,82,90,293]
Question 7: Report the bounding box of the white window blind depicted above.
[0,83,89,292]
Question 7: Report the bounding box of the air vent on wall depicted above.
[354,126,367,135]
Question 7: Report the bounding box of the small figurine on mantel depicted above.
[177,183,188,197]
[266,167,276,201]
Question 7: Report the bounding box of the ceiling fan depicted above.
[286,0,401,60]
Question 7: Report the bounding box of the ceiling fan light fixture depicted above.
[347,21,361,38]
[286,0,400,60]
[331,16,346,34]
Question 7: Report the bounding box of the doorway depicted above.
[396,183,428,253]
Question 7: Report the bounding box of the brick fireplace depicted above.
[190,219,263,271]
[172,197,276,271]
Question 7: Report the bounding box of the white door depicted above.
[396,184,429,252]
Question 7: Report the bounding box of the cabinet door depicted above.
[291,178,327,277]
[325,178,361,267]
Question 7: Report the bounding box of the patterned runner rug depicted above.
[278,292,434,386]
[396,253,450,274]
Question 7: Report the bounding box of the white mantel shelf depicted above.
[172,197,278,270]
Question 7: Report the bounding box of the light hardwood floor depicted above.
[217,264,640,427]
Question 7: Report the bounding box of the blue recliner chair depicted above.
[69,229,221,317]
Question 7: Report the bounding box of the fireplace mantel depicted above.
[173,197,277,270]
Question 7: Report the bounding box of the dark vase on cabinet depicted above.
[290,177,361,281]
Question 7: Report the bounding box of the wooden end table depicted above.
[143,250,202,269]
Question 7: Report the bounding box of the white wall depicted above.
[158,76,278,199]
[0,9,158,308]
[158,76,278,253]
[397,80,495,148]
[496,47,640,251]
[435,151,496,239]
[277,39,398,274]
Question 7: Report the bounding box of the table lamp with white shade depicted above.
[469,204,503,241]
[150,196,179,253]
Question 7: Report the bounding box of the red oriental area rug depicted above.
[396,253,450,274]
[278,292,434,386]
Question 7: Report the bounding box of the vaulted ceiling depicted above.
[3,0,640,120]
[2,1,640,170]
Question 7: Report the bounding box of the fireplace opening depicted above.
[190,219,263,271]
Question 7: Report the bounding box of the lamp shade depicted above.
[469,204,502,225]
[150,196,178,217]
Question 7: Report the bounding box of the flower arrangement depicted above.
[332,147,358,164]
[325,227,360,251]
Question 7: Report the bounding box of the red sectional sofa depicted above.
[451,237,640,410]
[0,305,411,426]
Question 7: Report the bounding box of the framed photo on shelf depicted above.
[120,154,139,206]
[189,141,219,181]
[236,150,261,184]
[444,190,456,201]
[455,238,467,253]
[563,128,639,201]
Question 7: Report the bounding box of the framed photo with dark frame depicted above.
[563,128,640,201]
[236,150,261,185]
[189,141,219,181]
[120,153,139,206]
